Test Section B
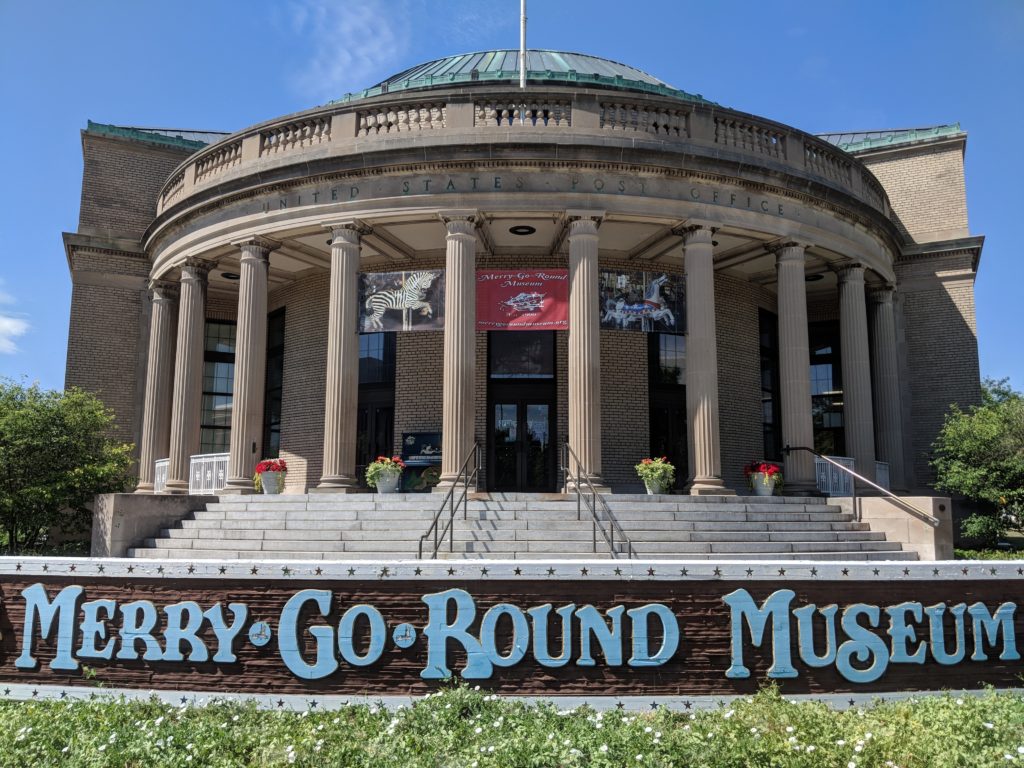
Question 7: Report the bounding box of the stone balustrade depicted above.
[714,117,785,159]
[600,102,687,137]
[357,103,446,136]
[193,138,242,183]
[475,100,572,127]
[156,89,890,219]
[260,116,331,156]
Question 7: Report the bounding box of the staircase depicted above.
[127,493,917,561]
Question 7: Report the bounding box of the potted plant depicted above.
[254,458,287,495]
[366,455,405,494]
[744,460,783,497]
[635,456,675,495]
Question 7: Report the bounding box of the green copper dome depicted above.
[330,50,714,105]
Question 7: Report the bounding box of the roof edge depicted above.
[84,121,220,151]
[818,124,963,154]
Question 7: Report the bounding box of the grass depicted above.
[0,685,1021,767]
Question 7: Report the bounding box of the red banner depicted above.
[476,270,569,330]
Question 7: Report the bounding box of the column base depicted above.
[133,483,155,495]
[688,477,736,496]
[564,478,611,495]
[163,480,190,495]
[221,478,256,495]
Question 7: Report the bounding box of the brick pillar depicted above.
[869,284,906,490]
[838,264,877,482]
[223,238,277,493]
[316,223,365,490]
[567,212,606,490]
[165,260,210,494]
[436,211,477,491]
[681,225,729,494]
[135,280,178,493]
[774,243,817,493]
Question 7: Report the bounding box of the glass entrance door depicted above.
[489,398,555,491]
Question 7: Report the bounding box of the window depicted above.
[200,321,236,454]
[759,310,782,460]
[359,332,396,384]
[648,333,687,489]
[262,310,286,458]
[356,332,396,484]
[809,321,844,455]
[488,331,555,379]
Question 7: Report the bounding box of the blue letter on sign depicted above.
[278,590,338,680]
[722,589,797,679]
[421,589,490,679]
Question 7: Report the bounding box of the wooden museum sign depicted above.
[0,558,1020,708]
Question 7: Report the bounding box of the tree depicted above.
[931,378,1024,547]
[0,381,134,553]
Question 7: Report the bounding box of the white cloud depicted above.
[286,0,414,103]
[0,314,28,354]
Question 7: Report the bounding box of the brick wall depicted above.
[78,132,194,239]
[715,273,776,492]
[64,252,150,453]
[860,139,969,244]
[895,251,981,490]
[269,273,328,491]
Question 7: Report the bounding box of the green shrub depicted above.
[0,685,1021,767]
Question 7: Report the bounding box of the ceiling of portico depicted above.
[201,211,884,296]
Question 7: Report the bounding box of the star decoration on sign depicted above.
[379,567,390,578]
[348,568,357,576]
[713,567,722,577]
[315,567,324,576]
[480,568,489,577]
[309,700,318,709]
[810,568,818,577]
[41,564,49,572]
[683,701,692,710]
[282,567,292,576]
[126,565,135,574]
[580,567,589,576]
[187,565,196,574]
[990,568,998,576]
[616,702,624,710]
[250,567,259,575]
[97,564,105,574]
[60,691,67,700]
[777,568,786,576]
[31,690,39,698]
[872,568,880,576]
[848,699,856,707]
[69,565,77,572]
[277,700,285,708]
[933,568,940,576]
[647,568,656,576]
[745,568,754,577]
[156,566,164,574]
[514,567,522,576]
[903,568,911,576]
[447,567,456,576]
[413,567,422,576]
[1018,568,1023,576]
[679,568,688,576]
[961,567,969,576]
[219,566,227,575]
[614,568,623,576]
[650,701,658,710]
[180,697,188,705]
[2,689,9,696]
[15,563,21,571]
[841,568,850,576]
[547,567,556,576]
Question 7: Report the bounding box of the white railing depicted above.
[875,461,890,491]
[154,459,169,493]
[152,453,229,494]
[815,455,855,496]
[190,453,229,494]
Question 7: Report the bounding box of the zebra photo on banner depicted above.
[359,270,446,332]
[598,270,685,333]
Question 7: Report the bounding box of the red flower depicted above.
[255,459,288,474]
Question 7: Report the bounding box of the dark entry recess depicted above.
[487,332,557,492]
[648,332,688,490]
[356,332,396,483]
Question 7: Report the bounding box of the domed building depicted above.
[64,50,982,511]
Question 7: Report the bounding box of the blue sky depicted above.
[1,0,1021,391]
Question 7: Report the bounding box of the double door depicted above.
[488,384,556,492]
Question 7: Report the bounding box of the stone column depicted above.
[774,243,817,493]
[436,211,477,491]
[165,259,211,494]
[869,285,906,490]
[135,280,178,493]
[223,237,277,494]
[680,225,728,495]
[838,264,876,482]
[566,212,606,490]
[316,223,365,491]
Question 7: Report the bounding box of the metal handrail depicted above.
[783,445,940,528]
[560,443,637,559]
[418,443,480,558]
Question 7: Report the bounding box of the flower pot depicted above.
[750,472,775,497]
[375,471,401,494]
[260,471,284,495]
[644,479,667,495]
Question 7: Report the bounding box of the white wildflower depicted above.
[645,726,653,733]
[600,744,609,753]
[786,726,795,733]
[985,722,996,729]
[724,710,735,719]
[475,727,482,734]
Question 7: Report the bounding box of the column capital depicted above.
[674,224,717,246]
[180,258,213,282]
[148,279,179,301]
[566,208,605,223]
[766,240,812,258]
[230,236,281,256]
[323,221,371,245]
[837,262,867,284]
[868,283,896,304]
[438,210,477,238]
